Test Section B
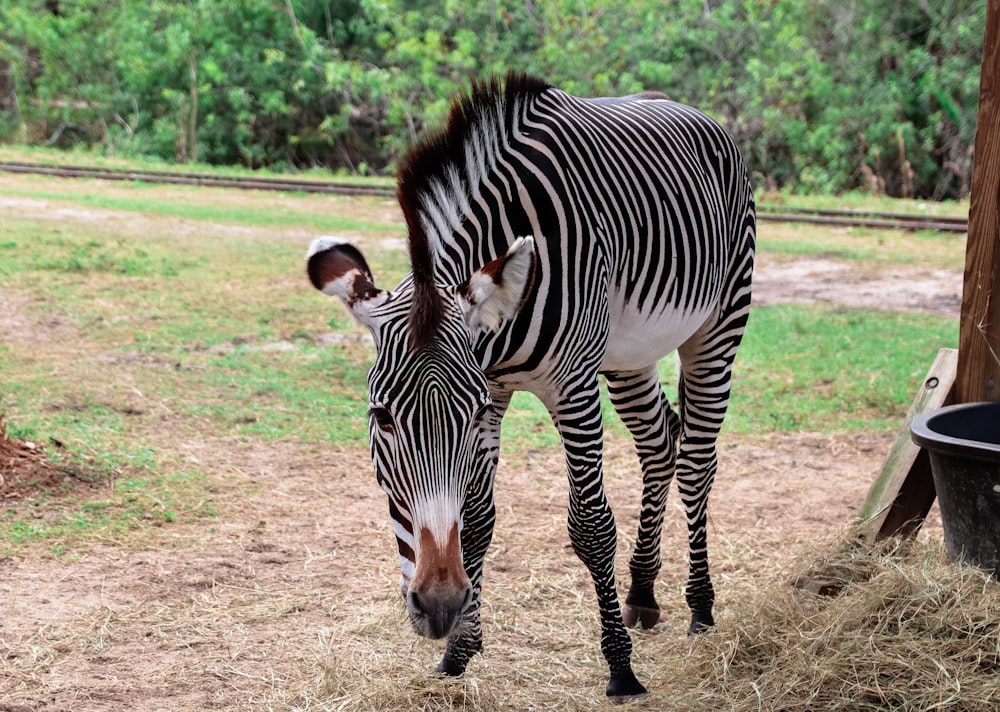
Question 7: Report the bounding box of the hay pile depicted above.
[669,538,1000,711]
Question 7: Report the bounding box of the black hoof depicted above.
[624,586,660,629]
[622,603,661,630]
[687,609,715,636]
[606,667,648,704]
[434,657,466,677]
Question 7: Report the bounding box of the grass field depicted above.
[2,171,991,712]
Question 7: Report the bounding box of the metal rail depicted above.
[0,160,397,197]
[757,205,968,233]
[0,160,969,232]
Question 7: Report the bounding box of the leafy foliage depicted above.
[0,0,986,197]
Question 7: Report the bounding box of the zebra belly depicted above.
[600,300,715,372]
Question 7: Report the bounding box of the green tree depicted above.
[0,0,987,197]
[0,0,127,147]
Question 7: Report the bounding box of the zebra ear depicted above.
[457,236,535,333]
[306,237,387,325]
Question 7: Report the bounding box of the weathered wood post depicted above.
[855,349,956,542]
[958,0,1000,405]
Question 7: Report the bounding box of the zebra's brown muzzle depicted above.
[405,522,473,640]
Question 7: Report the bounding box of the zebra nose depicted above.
[407,583,473,639]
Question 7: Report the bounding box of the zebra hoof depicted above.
[687,609,715,636]
[622,603,661,630]
[623,586,660,629]
[606,668,648,704]
[434,657,467,677]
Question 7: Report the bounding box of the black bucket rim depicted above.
[911,400,1000,462]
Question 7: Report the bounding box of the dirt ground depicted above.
[0,191,961,711]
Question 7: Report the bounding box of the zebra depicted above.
[306,72,755,702]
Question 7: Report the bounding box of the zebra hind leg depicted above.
[675,441,719,637]
[606,366,681,631]
[676,297,749,637]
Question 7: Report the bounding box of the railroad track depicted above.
[0,160,397,198]
[757,205,968,233]
[1,160,968,232]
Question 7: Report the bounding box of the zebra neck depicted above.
[399,85,554,288]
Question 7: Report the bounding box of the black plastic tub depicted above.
[911,401,1000,578]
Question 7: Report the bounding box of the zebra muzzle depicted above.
[406,522,473,640]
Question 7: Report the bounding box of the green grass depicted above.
[729,305,958,432]
[756,224,966,270]
[495,303,958,451]
[186,343,373,443]
[758,189,969,218]
[0,144,397,186]
[0,183,401,234]
[2,469,218,554]
[2,196,959,447]
[1,225,203,277]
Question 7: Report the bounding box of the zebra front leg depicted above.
[606,366,681,631]
[555,383,647,702]
[434,496,495,675]
[567,480,647,702]
[436,391,508,676]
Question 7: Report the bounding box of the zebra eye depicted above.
[369,406,394,433]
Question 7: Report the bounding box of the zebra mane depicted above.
[396,72,552,351]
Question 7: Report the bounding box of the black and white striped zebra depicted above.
[307,73,755,702]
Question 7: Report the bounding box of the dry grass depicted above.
[656,537,1000,712]
[272,536,1000,712]
[4,431,996,711]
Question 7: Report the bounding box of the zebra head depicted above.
[307,235,534,641]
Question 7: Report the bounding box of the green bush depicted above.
[0,0,985,198]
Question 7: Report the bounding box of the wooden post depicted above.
[855,348,956,543]
[958,0,1000,405]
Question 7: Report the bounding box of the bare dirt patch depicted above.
[753,255,962,316]
[0,416,106,503]
[0,416,62,501]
